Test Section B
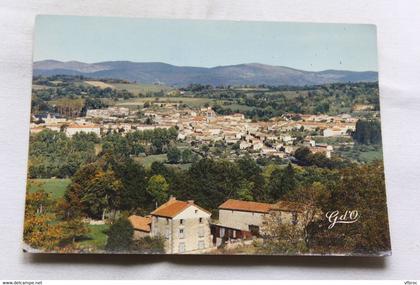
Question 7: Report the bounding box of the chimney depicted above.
[187,200,194,204]
[169,195,176,201]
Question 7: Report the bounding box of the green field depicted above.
[27,178,71,199]
[77,224,110,250]
[116,97,221,108]
[111,83,172,94]
[358,149,383,162]
[134,154,168,168]
[133,153,193,170]
[336,145,383,163]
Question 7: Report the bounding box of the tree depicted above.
[150,161,175,182]
[293,147,348,169]
[113,159,149,214]
[102,133,131,158]
[24,214,64,251]
[236,156,266,201]
[82,168,123,220]
[65,162,123,220]
[181,148,193,163]
[171,159,246,210]
[28,129,96,178]
[352,119,382,145]
[259,215,307,255]
[293,147,312,166]
[132,236,165,253]
[105,218,134,251]
[147,175,169,206]
[167,146,181,164]
[284,182,330,246]
[308,162,391,254]
[62,218,89,244]
[23,191,72,251]
[268,163,297,201]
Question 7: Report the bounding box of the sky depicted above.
[34,15,378,72]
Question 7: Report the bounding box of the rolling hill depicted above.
[33,60,378,87]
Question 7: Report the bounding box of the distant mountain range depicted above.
[33,60,378,87]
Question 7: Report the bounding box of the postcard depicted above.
[24,15,391,255]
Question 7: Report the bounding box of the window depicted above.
[165,227,170,239]
[179,219,184,225]
[292,212,298,225]
[199,217,203,223]
[166,218,169,225]
[198,226,204,238]
[249,225,260,236]
[198,240,205,250]
[179,228,185,239]
[178,242,185,253]
[195,210,198,214]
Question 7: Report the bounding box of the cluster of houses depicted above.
[127,196,306,254]
[30,105,358,159]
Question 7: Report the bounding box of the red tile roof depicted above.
[151,197,210,218]
[218,199,273,214]
[128,215,151,232]
[219,199,306,213]
[271,201,305,213]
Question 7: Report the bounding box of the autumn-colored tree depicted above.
[284,182,330,245]
[260,213,307,255]
[65,162,123,220]
[23,191,64,250]
[308,162,391,254]
[62,218,89,244]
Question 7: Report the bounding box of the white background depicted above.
[1,0,420,280]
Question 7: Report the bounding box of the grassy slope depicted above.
[133,154,168,168]
[111,83,172,94]
[115,97,220,108]
[84,80,115,89]
[27,178,71,199]
[77,224,110,250]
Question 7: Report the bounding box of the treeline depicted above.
[33,75,131,86]
[31,76,137,115]
[61,151,349,219]
[28,131,98,178]
[210,82,380,120]
[28,128,178,178]
[33,84,134,101]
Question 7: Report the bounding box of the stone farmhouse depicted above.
[149,197,212,254]
[211,199,305,246]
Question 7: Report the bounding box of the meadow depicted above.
[115,96,222,108]
[27,178,71,199]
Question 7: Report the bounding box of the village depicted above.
[29,103,362,162]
